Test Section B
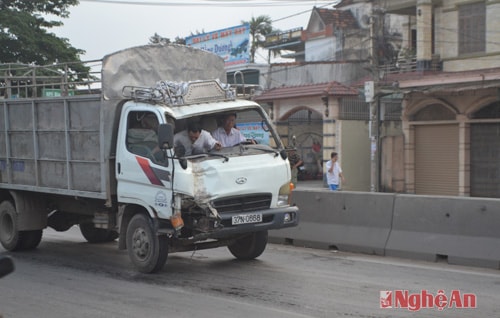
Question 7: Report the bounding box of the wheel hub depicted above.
[131,228,150,259]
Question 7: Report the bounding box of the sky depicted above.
[51,0,340,62]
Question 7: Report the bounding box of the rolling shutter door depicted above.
[415,124,459,195]
[470,123,500,198]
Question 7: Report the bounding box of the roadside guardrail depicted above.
[270,189,500,269]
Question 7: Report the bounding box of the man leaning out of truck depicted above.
[174,121,222,156]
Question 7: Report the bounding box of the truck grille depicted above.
[213,194,272,214]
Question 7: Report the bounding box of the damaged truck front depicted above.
[0,44,299,273]
[118,80,299,273]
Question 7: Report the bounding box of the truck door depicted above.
[116,110,173,218]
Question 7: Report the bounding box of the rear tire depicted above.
[19,230,43,250]
[228,230,268,260]
[126,214,168,273]
[0,201,20,251]
[0,201,43,251]
[79,223,118,243]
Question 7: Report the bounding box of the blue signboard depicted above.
[186,24,250,66]
[237,122,269,145]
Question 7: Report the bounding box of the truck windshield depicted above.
[172,108,281,158]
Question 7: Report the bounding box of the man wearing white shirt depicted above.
[325,152,345,191]
[211,113,247,147]
[174,122,221,156]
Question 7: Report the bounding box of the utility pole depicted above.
[368,3,383,192]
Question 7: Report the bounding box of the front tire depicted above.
[126,214,168,273]
[0,201,43,251]
[228,230,268,260]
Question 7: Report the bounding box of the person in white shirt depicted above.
[174,122,221,156]
[325,152,345,191]
[211,113,247,147]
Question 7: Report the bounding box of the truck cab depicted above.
[115,80,298,273]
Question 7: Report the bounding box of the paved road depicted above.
[0,227,498,318]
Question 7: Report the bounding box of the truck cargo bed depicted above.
[0,94,114,200]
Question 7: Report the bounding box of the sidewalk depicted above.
[294,180,327,190]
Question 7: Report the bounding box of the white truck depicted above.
[0,45,299,273]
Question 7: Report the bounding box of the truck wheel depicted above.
[19,230,43,250]
[228,230,268,260]
[126,214,168,273]
[0,201,43,251]
[0,201,21,251]
[79,223,118,243]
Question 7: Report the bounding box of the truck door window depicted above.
[126,111,161,162]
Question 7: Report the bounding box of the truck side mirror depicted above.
[280,149,288,160]
[158,123,174,149]
[0,256,14,279]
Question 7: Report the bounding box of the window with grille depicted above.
[339,97,369,120]
[340,98,401,121]
[459,2,485,55]
[471,101,500,119]
[383,101,402,121]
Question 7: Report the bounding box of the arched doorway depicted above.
[285,108,323,181]
[470,101,500,198]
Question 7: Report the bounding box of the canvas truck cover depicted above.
[101,44,226,101]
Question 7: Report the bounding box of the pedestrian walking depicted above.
[326,152,345,191]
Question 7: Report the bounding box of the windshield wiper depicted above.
[208,153,229,162]
[239,144,280,157]
[182,153,229,162]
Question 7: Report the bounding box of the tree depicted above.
[149,33,171,45]
[242,15,273,63]
[148,33,186,45]
[0,0,89,83]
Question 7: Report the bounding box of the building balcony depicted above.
[382,54,442,75]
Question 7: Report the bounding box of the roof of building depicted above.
[334,0,355,8]
[314,7,360,29]
[350,67,500,94]
[253,81,359,102]
[392,67,500,89]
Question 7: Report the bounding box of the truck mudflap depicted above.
[204,205,299,240]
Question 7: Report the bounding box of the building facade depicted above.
[380,0,500,198]
[251,0,500,198]
[254,3,403,190]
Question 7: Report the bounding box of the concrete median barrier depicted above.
[384,194,500,269]
[271,189,500,270]
[269,189,395,255]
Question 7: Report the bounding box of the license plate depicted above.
[232,213,262,225]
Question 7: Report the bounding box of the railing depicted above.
[0,60,102,99]
[382,54,442,75]
[383,56,417,74]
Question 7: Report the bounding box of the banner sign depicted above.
[185,24,250,66]
[236,122,269,145]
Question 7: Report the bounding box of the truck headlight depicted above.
[277,182,294,206]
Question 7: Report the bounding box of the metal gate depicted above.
[287,109,323,181]
[470,123,500,198]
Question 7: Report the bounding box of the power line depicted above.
[79,0,339,7]
[272,2,338,23]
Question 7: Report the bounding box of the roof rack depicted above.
[122,79,236,106]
